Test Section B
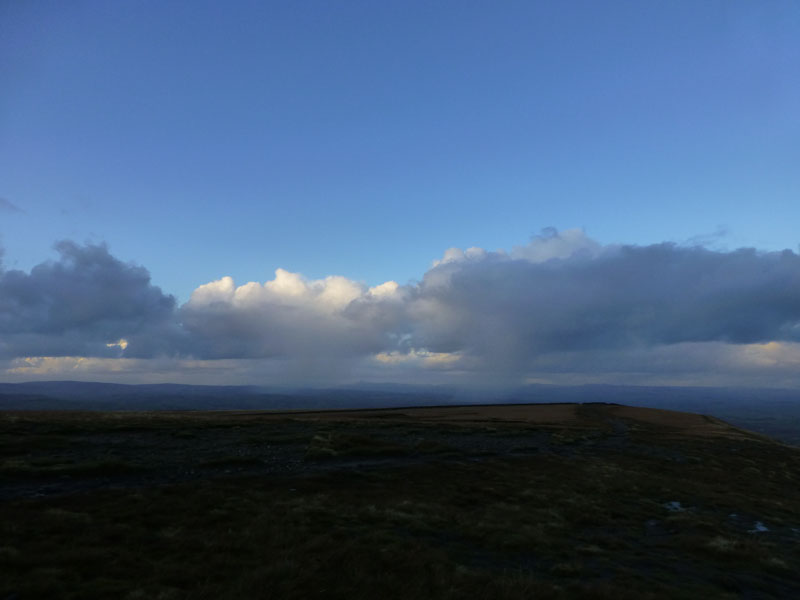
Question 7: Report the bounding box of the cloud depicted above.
[0,241,177,359]
[179,269,407,359]
[374,349,463,369]
[510,227,602,262]
[513,341,800,389]
[3,229,800,387]
[170,227,800,386]
[408,232,800,372]
[0,198,24,214]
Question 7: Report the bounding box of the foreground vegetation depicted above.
[1,404,799,599]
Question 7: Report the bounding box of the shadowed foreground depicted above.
[1,403,799,598]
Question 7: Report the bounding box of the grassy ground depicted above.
[1,404,799,599]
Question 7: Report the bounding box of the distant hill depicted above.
[1,380,799,445]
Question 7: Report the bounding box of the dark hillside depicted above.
[1,403,799,598]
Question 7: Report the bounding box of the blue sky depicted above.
[1,1,799,386]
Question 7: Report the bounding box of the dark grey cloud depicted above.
[0,198,24,214]
[409,241,800,371]
[0,241,177,359]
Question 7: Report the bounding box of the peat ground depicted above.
[1,403,799,599]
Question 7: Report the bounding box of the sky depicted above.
[1,1,799,388]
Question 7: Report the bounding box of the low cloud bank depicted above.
[3,229,800,385]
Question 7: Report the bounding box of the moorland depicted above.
[1,402,799,599]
